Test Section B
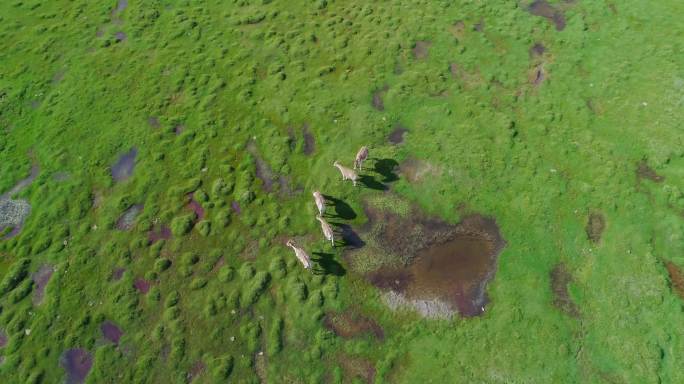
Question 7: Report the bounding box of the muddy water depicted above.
[32,265,54,305]
[358,205,505,318]
[101,321,123,344]
[116,204,143,230]
[60,349,93,384]
[528,0,566,31]
[111,148,137,182]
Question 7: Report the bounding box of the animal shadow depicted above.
[323,195,357,220]
[359,175,388,191]
[373,158,399,183]
[312,252,346,276]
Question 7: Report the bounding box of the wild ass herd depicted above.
[285,146,369,271]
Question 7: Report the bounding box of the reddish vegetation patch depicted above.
[60,349,93,384]
[324,311,384,340]
[187,194,205,220]
[665,261,684,300]
[101,321,123,345]
[586,212,605,244]
[134,278,151,294]
[148,225,172,244]
[528,0,566,31]
[550,263,580,317]
[388,124,408,145]
[32,264,54,305]
[372,85,389,111]
[636,160,664,183]
[412,41,431,59]
[188,360,206,382]
[111,268,125,281]
[339,355,376,384]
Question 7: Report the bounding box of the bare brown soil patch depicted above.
[412,41,431,59]
[586,212,605,244]
[324,311,384,340]
[665,261,684,300]
[636,161,664,183]
[339,355,376,384]
[372,85,389,111]
[550,263,580,317]
[388,124,408,145]
[302,123,316,156]
[528,0,566,31]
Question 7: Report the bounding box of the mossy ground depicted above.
[1,0,684,383]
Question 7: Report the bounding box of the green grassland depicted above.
[1,0,684,382]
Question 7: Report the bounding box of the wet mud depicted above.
[111,148,137,182]
[0,329,7,348]
[550,263,580,317]
[636,160,664,183]
[586,212,605,244]
[528,0,566,31]
[302,124,316,156]
[324,311,384,340]
[60,349,93,384]
[356,204,506,318]
[32,264,54,305]
[388,124,408,145]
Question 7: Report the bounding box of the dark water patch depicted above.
[358,205,506,318]
[530,42,546,57]
[636,160,664,183]
[371,85,389,111]
[134,278,151,294]
[116,204,143,230]
[324,311,384,340]
[302,124,315,156]
[412,41,431,59]
[231,201,242,215]
[0,329,7,347]
[586,212,605,244]
[665,261,684,300]
[101,321,123,344]
[187,194,205,220]
[32,264,54,305]
[147,117,160,128]
[111,148,137,182]
[148,225,171,244]
[388,124,408,144]
[528,0,566,31]
[115,31,127,41]
[113,0,128,16]
[188,360,206,382]
[111,268,125,281]
[550,263,580,317]
[60,349,93,384]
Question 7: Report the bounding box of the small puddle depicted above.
[636,161,664,183]
[412,41,431,59]
[372,85,389,111]
[585,212,605,244]
[60,349,93,384]
[388,124,408,145]
[101,321,123,344]
[324,311,384,340]
[116,204,143,230]
[148,225,171,243]
[528,0,566,31]
[302,124,316,156]
[32,265,54,305]
[550,263,580,317]
[134,278,151,294]
[665,261,684,300]
[111,148,137,182]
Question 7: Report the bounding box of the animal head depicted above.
[313,191,320,197]
[286,239,294,247]
[316,214,322,221]
[333,160,339,167]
